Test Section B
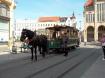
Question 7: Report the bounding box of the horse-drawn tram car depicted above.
[46,25,79,53]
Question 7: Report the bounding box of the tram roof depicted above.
[46,25,78,31]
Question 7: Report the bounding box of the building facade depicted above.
[84,0,105,42]
[66,12,77,28]
[0,0,16,49]
[15,19,37,40]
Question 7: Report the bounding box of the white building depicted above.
[15,19,37,40]
[0,0,16,43]
[66,12,77,28]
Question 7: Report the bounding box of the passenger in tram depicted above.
[61,32,69,56]
[52,31,56,39]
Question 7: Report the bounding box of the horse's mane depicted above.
[23,29,32,32]
[23,29,35,39]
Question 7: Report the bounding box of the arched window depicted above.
[98,26,105,41]
[87,26,94,42]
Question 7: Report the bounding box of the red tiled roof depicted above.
[85,0,94,7]
[38,17,60,22]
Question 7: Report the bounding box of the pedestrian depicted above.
[101,34,105,60]
[62,32,69,56]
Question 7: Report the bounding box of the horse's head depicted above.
[20,29,35,42]
[20,29,28,42]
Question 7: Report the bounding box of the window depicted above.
[97,4,99,22]
[102,3,105,21]
[6,9,10,17]
[0,3,8,17]
[48,24,50,26]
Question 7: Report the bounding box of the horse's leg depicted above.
[39,46,42,54]
[42,46,45,58]
[45,44,49,54]
[30,48,34,60]
[34,46,37,61]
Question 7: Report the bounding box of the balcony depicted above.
[0,15,10,21]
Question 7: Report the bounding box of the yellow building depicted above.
[84,0,105,42]
[0,0,16,50]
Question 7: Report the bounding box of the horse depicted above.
[20,29,48,61]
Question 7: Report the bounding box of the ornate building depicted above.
[66,12,77,28]
[84,0,105,42]
[0,0,16,49]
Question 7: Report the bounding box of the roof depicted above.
[46,25,78,31]
[84,0,94,7]
[70,16,76,19]
[60,17,67,22]
[70,12,76,19]
[38,16,60,22]
[38,16,69,22]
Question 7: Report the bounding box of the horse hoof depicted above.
[42,55,45,58]
[43,56,45,58]
[64,54,68,56]
[31,57,33,60]
[35,58,37,61]
[31,59,33,61]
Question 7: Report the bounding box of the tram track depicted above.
[26,54,80,78]
[57,50,99,78]
[0,48,97,78]
[0,53,59,73]
[26,48,94,78]
[0,48,80,74]
[0,47,78,66]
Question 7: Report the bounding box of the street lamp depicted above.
[79,20,81,31]
[12,2,17,53]
[24,18,28,29]
[79,20,82,43]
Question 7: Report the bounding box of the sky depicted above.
[14,0,86,29]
